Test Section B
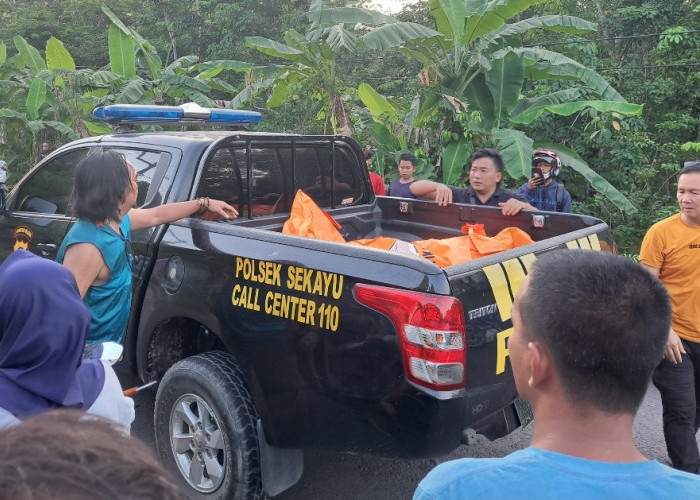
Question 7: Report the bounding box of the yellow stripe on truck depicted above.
[483,254,536,374]
[588,233,601,251]
[482,264,512,323]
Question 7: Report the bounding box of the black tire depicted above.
[154,351,263,500]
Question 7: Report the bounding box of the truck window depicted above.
[198,146,288,218]
[197,142,363,217]
[116,149,171,208]
[15,148,170,215]
[198,147,244,212]
[15,149,89,214]
[282,146,362,208]
[247,147,287,214]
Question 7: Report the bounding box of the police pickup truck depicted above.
[0,104,614,499]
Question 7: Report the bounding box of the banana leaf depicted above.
[493,128,533,178]
[13,36,46,74]
[535,140,637,214]
[512,99,642,124]
[358,83,397,122]
[442,138,470,185]
[46,37,75,72]
[108,25,135,78]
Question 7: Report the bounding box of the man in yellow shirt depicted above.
[640,161,700,473]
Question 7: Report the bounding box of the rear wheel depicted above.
[155,351,263,500]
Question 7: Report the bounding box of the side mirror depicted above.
[20,195,58,214]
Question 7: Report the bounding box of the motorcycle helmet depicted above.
[532,149,562,179]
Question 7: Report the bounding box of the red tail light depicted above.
[353,283,466,392]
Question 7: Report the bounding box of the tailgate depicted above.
[445,225,610,423]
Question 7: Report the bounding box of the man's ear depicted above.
[527,341,553,388]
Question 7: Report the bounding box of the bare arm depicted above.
[641,262,685,364]
[410,180,453,206]
[129,198,238,232]
[62,243,108,298]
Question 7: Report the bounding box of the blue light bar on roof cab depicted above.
[93,103,262,126]
[94,105,183,122]
[209,108,263,124]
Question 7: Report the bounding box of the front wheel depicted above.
[154,351,263,500]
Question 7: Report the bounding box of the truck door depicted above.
[0,148,89,262]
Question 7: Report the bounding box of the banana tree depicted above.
[341,0,641,213]
[0,7,255,179]
[0,35,85,161]
[237,0,439,135]
[100,6,252,114]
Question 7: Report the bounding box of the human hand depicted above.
[499,199,531,216]
[206,199,239,219]
[434,184,453,206]
[527,177,543,190]
[665,328,686,364]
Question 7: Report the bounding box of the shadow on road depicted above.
[124,379,677,500]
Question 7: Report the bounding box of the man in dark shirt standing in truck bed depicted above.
[410,148,534,216]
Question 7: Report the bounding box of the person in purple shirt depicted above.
[387,152,418,199]
[0,250,134,431]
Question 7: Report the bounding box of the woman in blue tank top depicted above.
[57,150,238,346]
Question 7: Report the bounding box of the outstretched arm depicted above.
[129,198,238,231]
[410,180,453,206]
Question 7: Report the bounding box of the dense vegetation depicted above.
[0,0,698,255]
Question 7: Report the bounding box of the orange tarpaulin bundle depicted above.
[282,190,345,243]
[412,224,534,268]
[283,192,534,267]
[348,236,398,250]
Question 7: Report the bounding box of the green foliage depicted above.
[239,4,437,136]
[343,0,640,212]
[0,4,260,180]
[0,0,697,253]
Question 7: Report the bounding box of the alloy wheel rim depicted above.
[169,393,227,492]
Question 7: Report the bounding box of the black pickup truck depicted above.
[0,104,614,500]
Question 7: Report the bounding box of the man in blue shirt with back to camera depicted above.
[518,149,572,212]
[414,250,700,500]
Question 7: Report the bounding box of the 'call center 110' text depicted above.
[231,257,343,332]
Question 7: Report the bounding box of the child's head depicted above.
[397,153,417,182]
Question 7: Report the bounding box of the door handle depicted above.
[36,243,57,256]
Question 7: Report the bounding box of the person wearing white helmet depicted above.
[518,149,572,212]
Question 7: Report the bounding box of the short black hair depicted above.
[363,148,373,160]
[0,410,182,499]
[471,148,505,173]
[398,152,417,166]
[72,149,131,222]
[518,249,670,414]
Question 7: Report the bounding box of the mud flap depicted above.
[258,420,304,497]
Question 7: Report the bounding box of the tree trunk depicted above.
[330,92,352,137]
[154,0,178,61]
[595,2,610,59]
[195,0,204,62]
